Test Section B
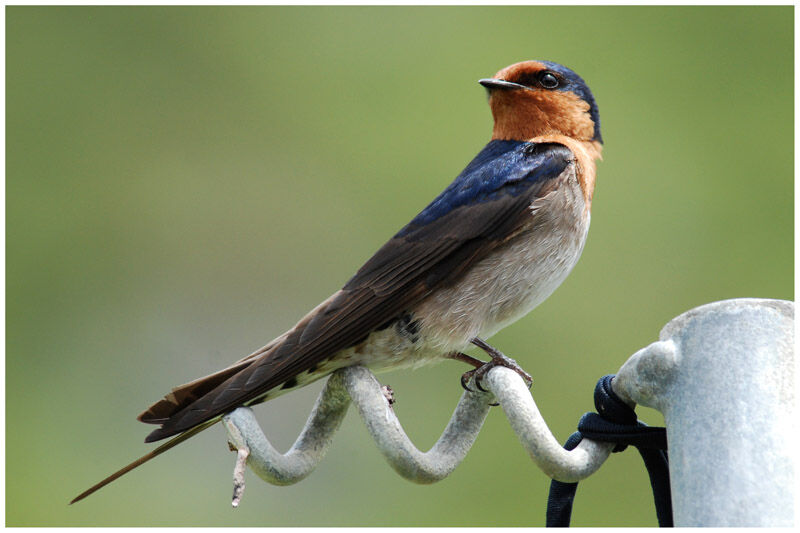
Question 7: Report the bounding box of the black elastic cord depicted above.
[546,375,672,527]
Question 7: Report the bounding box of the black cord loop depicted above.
[546,374,672,527]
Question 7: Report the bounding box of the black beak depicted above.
[479,78,527,91]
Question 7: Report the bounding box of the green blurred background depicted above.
[6,5,793,527]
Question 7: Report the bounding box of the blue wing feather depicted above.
[398,140,571,235]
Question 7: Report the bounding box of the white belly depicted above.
[476,212,590,339]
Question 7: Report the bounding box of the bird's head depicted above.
[481,60,602,146]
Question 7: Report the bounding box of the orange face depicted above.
[483,61,599,143]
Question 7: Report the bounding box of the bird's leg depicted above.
[445,351,487,391]
[462,337,533,391]
[446,351,485,368]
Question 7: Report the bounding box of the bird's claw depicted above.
[460,372,475,392]
[459,369,495,393]
[460,352,533,393]
[460,369,496,407]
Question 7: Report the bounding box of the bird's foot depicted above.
[444,351,487,392]
[461,338,533,392]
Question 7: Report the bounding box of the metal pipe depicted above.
[612,298,795,526]
[222,365,614,505]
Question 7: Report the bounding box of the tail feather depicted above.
[137,362,251,424]
[142,343,320,442]
[140,346,286,442]
[141,297,343,442]
[137,334,288,424]
[71,347,274,502]
[70,418,218,504]
[72,295,341,502]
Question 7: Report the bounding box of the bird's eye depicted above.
[538,72,559,89]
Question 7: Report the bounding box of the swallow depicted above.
[71,60,602,503]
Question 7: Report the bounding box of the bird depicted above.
[71,59,603,503]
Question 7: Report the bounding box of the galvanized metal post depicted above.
[613,298,795,526]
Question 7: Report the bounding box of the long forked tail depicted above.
[70,333,291,504]
[69,418,218,504]
[70,295,344,503]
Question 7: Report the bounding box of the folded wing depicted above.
[140,141,574,441]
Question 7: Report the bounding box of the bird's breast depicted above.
[414,170,590,351]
